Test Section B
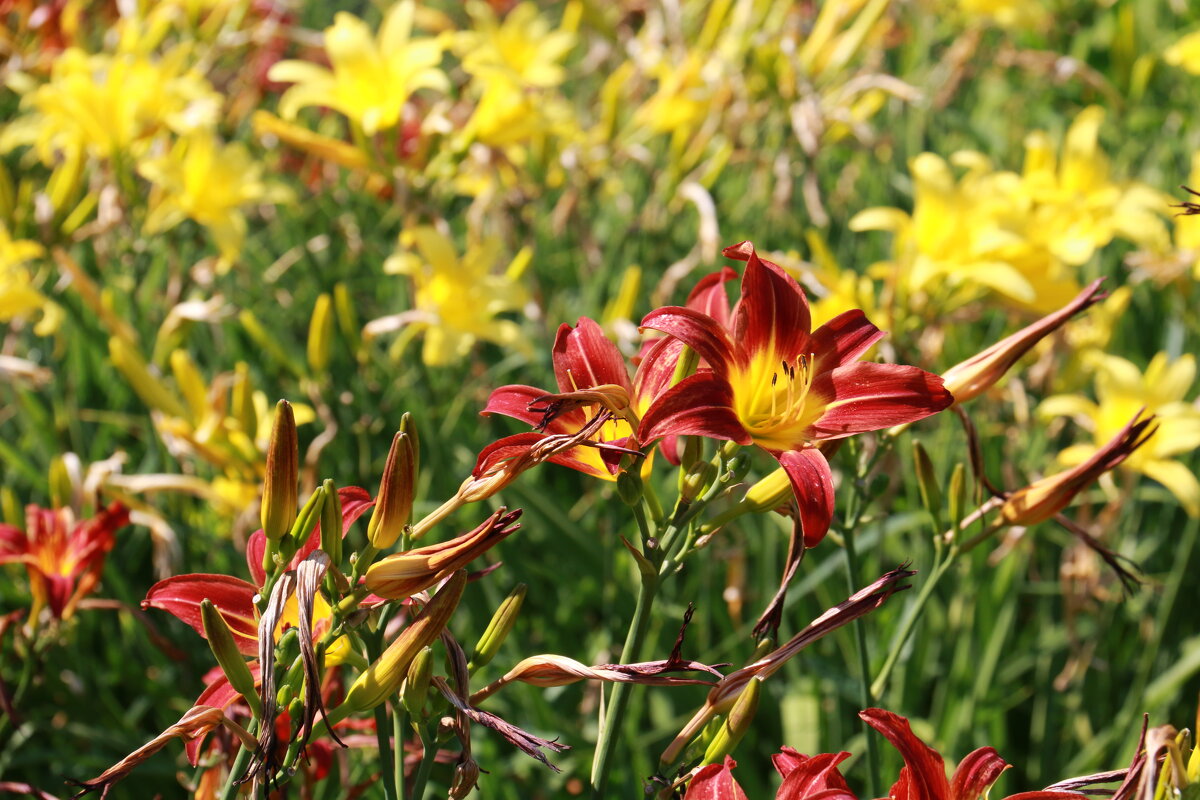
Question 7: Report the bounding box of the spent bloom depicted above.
[369,226,531,367]
[0,501,129,621]
[268,1,448,136]
[639,242,952,547]
[1039,353,1200,517]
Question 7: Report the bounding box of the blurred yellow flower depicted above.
[268,1,448,136]
[1164,30,1200,75]
[0,224,59,335]
[139,133,292,271]
[1039,353,1200,517]
[370,227,532,367]
[954,0,1047,29]
[456,1,576,89]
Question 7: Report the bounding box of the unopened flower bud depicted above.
[616,469,643,506]
[261,400,298,541]
[367,431,416,549]
[702,676,761,765]
[741,468,790,512]
[201,599,262,718]
[169,350,208,422]
[724,453,751,483]
[319,479,342,565]
[469,583,527,671]
[307,292,334,373]
[333,282,362,354]
[679,436,702,471]
[680,461,717,503]
[344,570,466,712]
[912,440,942,520]
[289,486,325,543]
[48,456,73,510]
[400,412,420,477]
[401,646,433,716]
[947,463,968,534]
[231,362,257,437]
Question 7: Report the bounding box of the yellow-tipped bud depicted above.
[307,293,334,373]
[231,362,257,436]
[261,400,298,541]
[742,468,791,512]
[469,583,527,671]
[319,479,342,565]
[344,570,466,712]
[200,599,262,718]
[401,646,433,716]
[367,431,416,549]
[702,676,761,765]
[333,283,362,354]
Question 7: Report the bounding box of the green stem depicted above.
[218,719,259,800]
[394,704,406,799]
[409,724,438,800]
[841,518,881,799]
[870,553,955,699]
[374,703,399,800]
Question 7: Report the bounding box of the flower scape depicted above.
[0,2,1198,799]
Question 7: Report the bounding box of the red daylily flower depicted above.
[480,316,682,480]
[684,708,1086,800]
[639,242,953,546]
[0,501,129,620]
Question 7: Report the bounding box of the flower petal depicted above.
[482,383,584,432]
[552,318,631,393]
[809,363,952,440]
[772,749,852,790]
[474,432,614,480]
[640,306,739,375]
[632,336,685,411]
[142,575,260,656]
[684,756,749,800]
[638,372,751,446]
[949,747,1009,800]
[728,243,812,361]
[809,310,886,371]
[686,267,738,328]
[776,448,836,547]
[860,708,950,800]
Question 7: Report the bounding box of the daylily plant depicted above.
[638,242,952,547]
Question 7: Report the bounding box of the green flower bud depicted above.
[912,440,942,523]
[367,431,416,549]
[702,676,761,765]
[616,469,643,506]
[469,583,527,671]
[307,293,334,374]
[680,461,717,503]
[289,486,326,544]
[201,599,262,718]
[947,462,968,535]
[319,479,343,565]
[401,646,433,716]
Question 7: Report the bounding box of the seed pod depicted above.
[261,400,298,541]
[201,599,262,718]
[469,583,527,671]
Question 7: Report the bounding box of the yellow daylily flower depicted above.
[1039,353,1200,517]
[0,224,60,335]
[268,1,448,136]
[953,0,1047,29]
[1164,30,1200,75]
[456,1,576,89]
[370,227,532,367]
[139,133,292,271]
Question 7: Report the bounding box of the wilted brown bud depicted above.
[942,278,1106,403]
[1000,411,1155,526]
[261,400,298,541]
[366,508,523,599]
[367,431,416,549]
[449,758,480,799]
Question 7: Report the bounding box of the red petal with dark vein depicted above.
[684,756,750,800]
[686,267,738,328]
[143,574,259,656]
[638,372,751,446]
[730,244,812,362]
[640,306,739,375]
[776,448,836,547]
[773,749,853,789]
[482,384,583,432]
[247,486,375,585]
[949,747,1009,800]
[810,310,887,370]
[808,363,953,440]
[860,708,950,800]
[632,336,686,410]
[552,318,632,393]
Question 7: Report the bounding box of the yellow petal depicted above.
[1138,458,1200,517]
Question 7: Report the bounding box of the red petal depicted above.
[686,267,738,328]
[474,432,613,480]
[552,318,632,393]
[0,524,25,559]
[781,788,858,800]
[860,708,950,800]
[808,363,952,440]
[247,486,375,585]
[638,372,751,446]
[640,306,739,375]
[185,664,261,765]
[773,749,852,790]
[1004,794,1092,800]
[810,310,886,370]
[482,384,583,432]
[143,574,259,656]
[772,746,808,778]
[776,448,836,547]
[684,756,750,800]
[730,244,811,362]
[632,336,685,410]
[949,747,1009,800]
